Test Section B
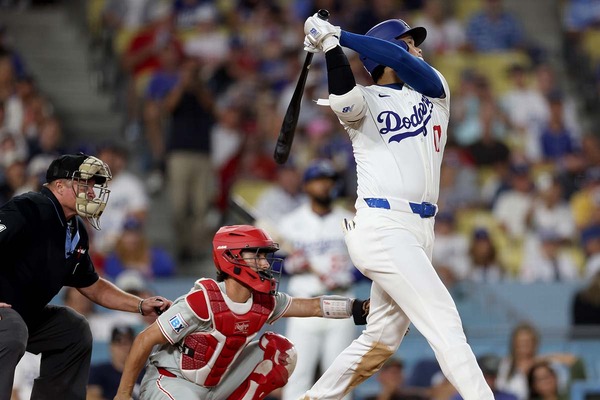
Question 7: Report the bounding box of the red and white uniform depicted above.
[140,278,292,399]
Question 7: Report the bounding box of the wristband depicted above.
[320,295,352,319]
[138,299,145,316]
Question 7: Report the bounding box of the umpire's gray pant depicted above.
[0,305,93,400]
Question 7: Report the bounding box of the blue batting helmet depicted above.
[360,19,427,75]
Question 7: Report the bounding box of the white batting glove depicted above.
[304,13,340,53]
[303,35,321,53]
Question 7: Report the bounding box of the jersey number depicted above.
[433,125,442,152]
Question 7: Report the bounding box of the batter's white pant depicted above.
[282,317,356,400]
[303,208,493,400]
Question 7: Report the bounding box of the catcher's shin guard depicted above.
[227,332,297,400]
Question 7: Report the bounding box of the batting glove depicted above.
[303,35,321,53]
[304,13,340,53]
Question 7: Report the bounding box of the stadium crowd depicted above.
[2,0,600,399]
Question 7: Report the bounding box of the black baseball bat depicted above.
[274,9,330,164]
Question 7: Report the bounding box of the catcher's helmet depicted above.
[360,19,427,75]
[212,225,282,294]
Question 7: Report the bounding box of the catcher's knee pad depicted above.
[226,332,297,400]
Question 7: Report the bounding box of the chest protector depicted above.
[179,279,275,386]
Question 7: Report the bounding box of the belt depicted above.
[157,367,176,377]
[363,198,437,218]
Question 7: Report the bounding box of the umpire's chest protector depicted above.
[179,279,275,386]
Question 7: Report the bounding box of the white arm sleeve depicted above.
[329,86,367,125]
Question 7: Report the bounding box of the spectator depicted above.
[571,270,600,326]
[492,162,536,241]
[103,216,176,280]
[466,227,505,283]
[101,0,154,32]
[163,58,216,262]
[277,160,359,400]
[496,322,586,400]
[499,64,548,161]
[365,358,428,400]
[539,91,577,164]
[254,162,306,224]
[87,325,144,400]
[451,354,518,400]
[519,230,581,283]
[432,211,470,288]
[530,173,575,242]
[93,142,149,256]
[526,360,574,400]
[465,0,525,52]
[570,166,600,230]
[437,146,481,212]
[581,224,600,279]
[182,4,230,73]
[413,0,466,56]
[121,2,182,129]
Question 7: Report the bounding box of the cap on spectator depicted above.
[473,227,490,240]
[123,216,144,231]
[111,325,135,344]
[115,270,146,294]
[303,159,337,183]
[46,154,108,184]
[477,354,501,376]
[581,225,600,246]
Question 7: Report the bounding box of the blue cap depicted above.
[303,160,337,183]
[582,225,600,245]
[473,227,490,240]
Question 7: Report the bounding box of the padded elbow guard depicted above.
[329,86,366,124]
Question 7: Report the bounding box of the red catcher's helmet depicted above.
[212,225,282,294]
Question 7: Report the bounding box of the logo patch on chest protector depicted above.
[0,224,5,232]
[169,313,188,334]
[377,95,434,143]
[234,321,250,333]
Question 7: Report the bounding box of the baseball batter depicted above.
[301,15,494,399]
[114,225,369,400]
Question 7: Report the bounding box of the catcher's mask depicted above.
[360,19,427,76]
[46,154,112,230]
[212,225,283,294]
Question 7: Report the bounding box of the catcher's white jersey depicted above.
[346,69,449,208]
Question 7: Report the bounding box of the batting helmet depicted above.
[360,19,427,75]
[212,225,282,294]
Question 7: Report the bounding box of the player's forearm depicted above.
[80,278,141,313]
[284,297,322,317]
[116,328,159,398]
[340,30,444,97]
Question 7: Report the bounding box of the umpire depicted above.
[0,154,171,400]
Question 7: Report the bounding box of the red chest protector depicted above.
[180,279,275,386]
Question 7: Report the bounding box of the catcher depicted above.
[114,225,369,400]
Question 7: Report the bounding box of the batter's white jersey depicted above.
[338,69,450,208]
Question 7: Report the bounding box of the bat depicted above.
[273,8,330,164]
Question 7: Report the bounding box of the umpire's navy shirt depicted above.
[0,187,99,328]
